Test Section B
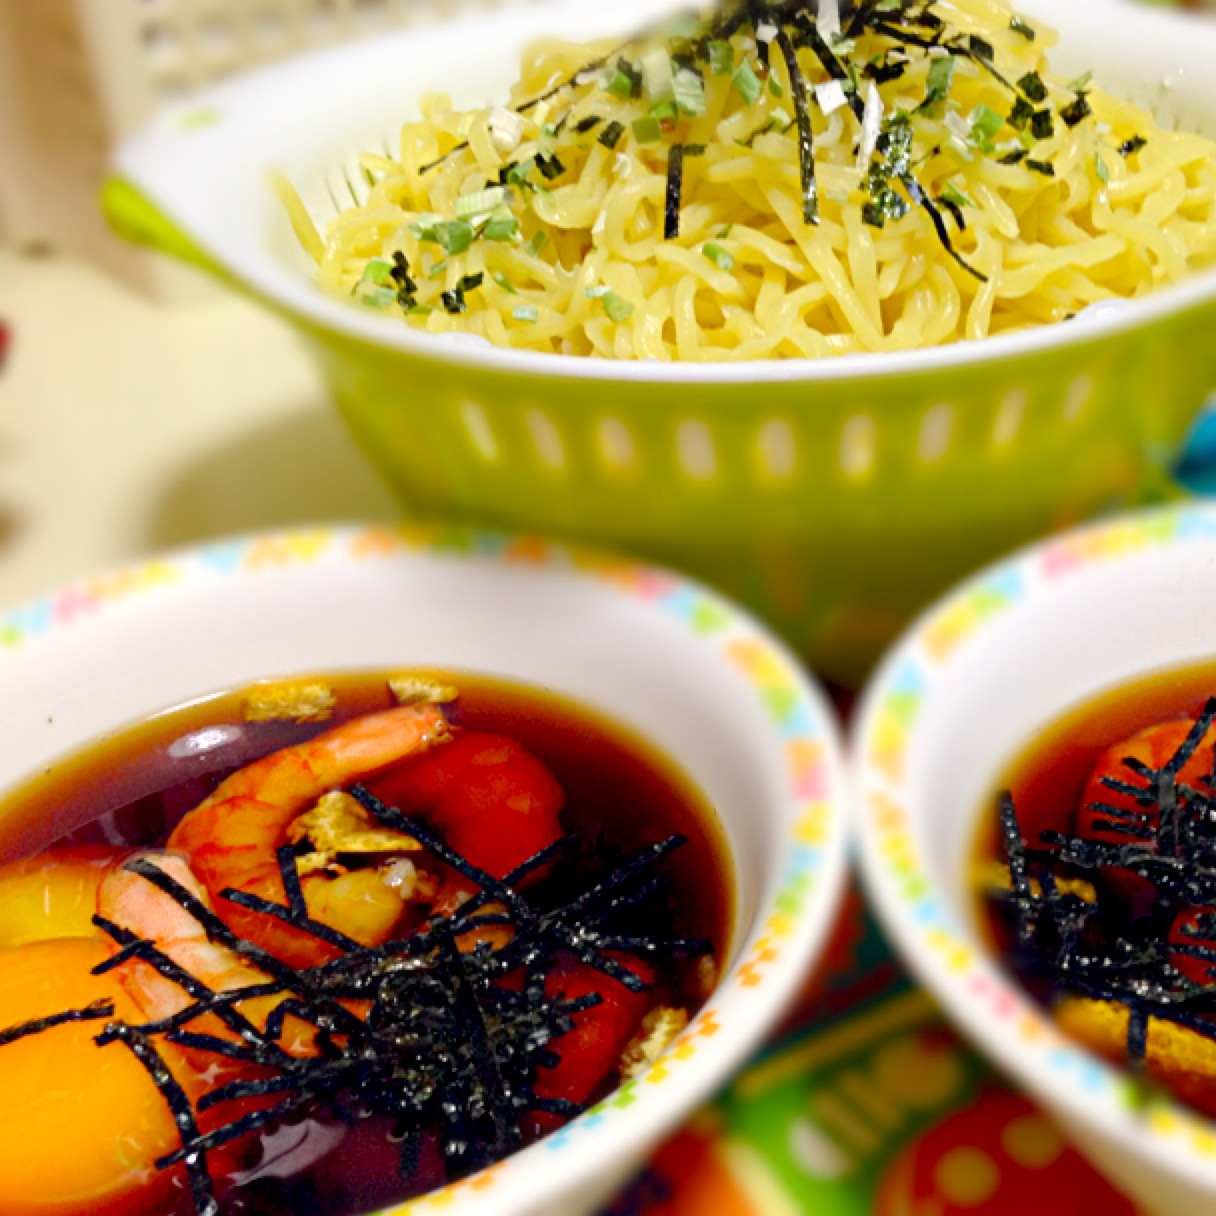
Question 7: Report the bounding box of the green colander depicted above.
[104,0,1216,685]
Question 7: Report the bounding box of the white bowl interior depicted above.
[0,529,850,1215]
[111,0,1216,383]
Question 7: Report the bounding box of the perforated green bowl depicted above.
[105,0,1216,684]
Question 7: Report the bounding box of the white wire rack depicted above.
[0,0,510,295]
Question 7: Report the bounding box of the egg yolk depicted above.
[0,938,185,1215]
[0,847,124,947]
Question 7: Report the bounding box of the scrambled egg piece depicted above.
[1056,997,1216,1117]
[389,676,460,707]
[288,791,423,876]
[979,861,1097,904]
[620,1007,689,1081]
[243,681,336,723]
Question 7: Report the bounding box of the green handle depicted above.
[101,177,223,279]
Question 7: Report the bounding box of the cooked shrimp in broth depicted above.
[0,672,732,1216]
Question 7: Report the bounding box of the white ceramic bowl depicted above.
[853,501,1216,1215]
[0,524,849,1216]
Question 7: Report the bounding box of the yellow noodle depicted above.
[316,0,1216,358]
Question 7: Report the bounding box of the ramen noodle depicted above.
[294,0,1216,360]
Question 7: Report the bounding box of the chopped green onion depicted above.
[674,68,707,116]
[969,103,1004,152]
[585,285,611,299]
[1068,70,1093,93]
[483,215,521,242]
[414,219,475,255]
[924,55,956,106]
[513,304,539,323]
[601,290,634,322]
[732,60,763,106]
[357,283,395,309]
[505,159,535,186]
[455,187,507,219]
[663,13,702,40]
[708,40,734,76]
[939,182,976,209]
[632,115,662,143]
[526,231,549,257]
[604,59,641,99]
[702,242,734,272]
[716,224,734,238]
[970,105,1004,140]
[650,99,680,126]
[493,271,517,294]
[405,304,434,316]
[428,260,448,280]
[767,75,784,98]
[641,47,674,101]
[1095,151,1110,184]
[361,259,394,286]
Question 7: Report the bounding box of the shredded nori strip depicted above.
[776,28,819,224]
[990,698,1216,1076]
[0,1000,114,1048]
[1121,135,1148,158]
[901,173,987,282]
[101,1023,219,1216]
[0,763,711,1216]
[665,145,690,240]
[574,115,604,134]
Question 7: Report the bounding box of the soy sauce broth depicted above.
[0,672,735,1216]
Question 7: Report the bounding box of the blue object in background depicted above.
[1176,401,1216,495]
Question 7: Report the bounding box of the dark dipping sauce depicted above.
[0,672,733,1216]
[974,661,1216,1118]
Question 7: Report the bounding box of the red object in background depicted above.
[0,323,10,369]
[874,1090,1137,1215]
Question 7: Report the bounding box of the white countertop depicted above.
[0,248,398,611]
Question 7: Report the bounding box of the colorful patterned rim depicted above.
[854,502,1216,1176]
[0,523,850,1215]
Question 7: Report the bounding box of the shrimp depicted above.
[95,854,343,1189]
[168,703,452,967]
[97,852,275,1034]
